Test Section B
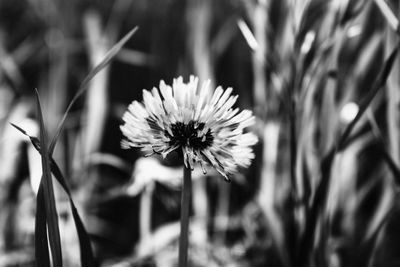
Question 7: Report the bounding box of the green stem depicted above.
[179,166,192,267]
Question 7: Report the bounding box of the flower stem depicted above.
[179,166,192,267]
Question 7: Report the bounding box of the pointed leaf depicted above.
[35,182,51,267]
[35,89,63,267]
[50,160,95,266]
[48,26,139,155]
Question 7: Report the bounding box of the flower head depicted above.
[120,76,258,180]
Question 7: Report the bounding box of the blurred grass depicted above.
[1,0,400,266]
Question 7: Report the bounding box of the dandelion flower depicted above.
[120,76,258,180]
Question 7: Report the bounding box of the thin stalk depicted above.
[192,177,208,244]
[179,167,192,267]
[186,0,213,247]
[83,10,110,160]
[374,0,399,33]
[139,182,154,252]
[215,181,230,244]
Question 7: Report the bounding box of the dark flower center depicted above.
[167,121,214,150]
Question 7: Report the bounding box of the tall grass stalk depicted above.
[83,10,110,160]
[186,0,213,247]
[139,182,154,250]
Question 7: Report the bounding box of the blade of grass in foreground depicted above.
[35,89,63,267]
[11,123,95,266]
[35,182,51,267]
[48,26,139,155]
[50,158,95,266]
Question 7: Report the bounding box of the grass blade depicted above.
[35,89,63,267]
[35,183,51,267]
[50,159,95,266]
[48,26,139,155]
[10,122,41,150]
[11,123,95,266]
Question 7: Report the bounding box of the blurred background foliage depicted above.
[1,0,400,266]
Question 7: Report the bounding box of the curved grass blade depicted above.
[48,26,139,155]
[11,123,95,266]
[50,159,95,266]
[35,89,63,267]
[35,182,51,267]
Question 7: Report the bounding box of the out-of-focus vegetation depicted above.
[1,0,400,266]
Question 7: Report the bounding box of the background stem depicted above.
[178,167,192,267]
